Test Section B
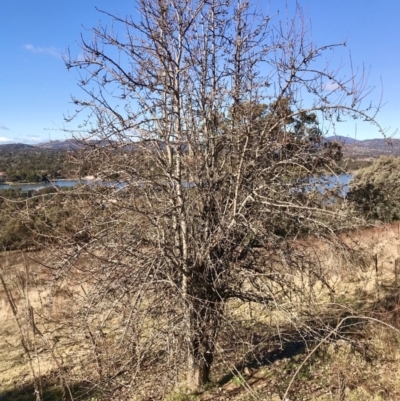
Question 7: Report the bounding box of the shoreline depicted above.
[0,178,82,186]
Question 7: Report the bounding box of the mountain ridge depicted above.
[1,136,399,157]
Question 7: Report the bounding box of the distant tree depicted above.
[25,171,40,183]
[24,0,382,396]
[0,147,74,181]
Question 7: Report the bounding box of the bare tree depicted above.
[31,0,382,395]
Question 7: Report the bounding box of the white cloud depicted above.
[24,44,61,58]
[0,135,43,144]
[0,125,10,130]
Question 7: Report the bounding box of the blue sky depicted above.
[0,0,399,144]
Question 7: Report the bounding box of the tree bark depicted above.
[187,315,215,389]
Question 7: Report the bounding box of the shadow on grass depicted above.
[219,289,400,388]
[218,333,306,387]
[368,291,400,329]
[4,292,400,400]
[0,377,99,401]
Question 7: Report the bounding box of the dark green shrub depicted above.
[348,156,400,222]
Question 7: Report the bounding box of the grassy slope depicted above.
[2,224,400,400]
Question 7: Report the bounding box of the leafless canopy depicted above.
[33,0,382,395]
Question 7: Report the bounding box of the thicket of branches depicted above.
[14,0,384,397]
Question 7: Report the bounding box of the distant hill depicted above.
[3,136,399,157]
[324,136,400,157]
[343,138,400,157]
[0,143,35,151]
[34,139,86,150]
[34,139,120,150]
[325,135,361,145]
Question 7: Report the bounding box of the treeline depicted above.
[0,144,74,182]
[0,143,115,182]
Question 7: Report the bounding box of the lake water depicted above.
[0,174,354,195]
[330,173,353,193]
[0,179,88,192]
[314,173,353,196]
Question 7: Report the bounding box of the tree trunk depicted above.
[185,286,223,389]
[187,331,214,389]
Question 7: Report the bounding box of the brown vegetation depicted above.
[348,156,400,222]
[0,0,388,399]
[2,224,400,400]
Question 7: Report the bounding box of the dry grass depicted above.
[0,251,95,401]
[2,224,400,400]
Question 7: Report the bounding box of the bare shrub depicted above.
[15,0,385,397]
